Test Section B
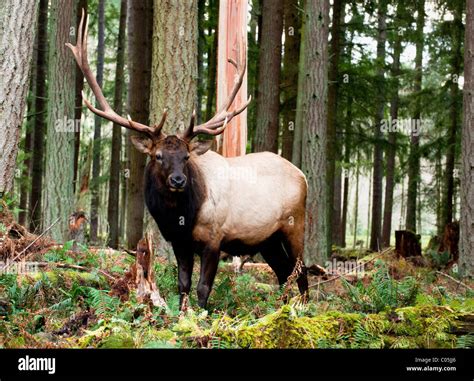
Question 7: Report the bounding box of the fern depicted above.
[456,334,474,349]
[86,288,120,315]
[341,260,419,313]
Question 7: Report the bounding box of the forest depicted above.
[0,0,473,353]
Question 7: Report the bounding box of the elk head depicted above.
[67,10,251,192]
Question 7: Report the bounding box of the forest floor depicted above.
[1,208,474,348]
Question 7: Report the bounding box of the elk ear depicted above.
[190,139,213,156]
[130,135,153,154]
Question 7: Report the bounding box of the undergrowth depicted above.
[0,249,473,349]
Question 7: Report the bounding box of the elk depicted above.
[67,11,308,309]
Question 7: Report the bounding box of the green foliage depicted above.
[456,334,474,349]
[340,260,419,313]
[426,250,451,269]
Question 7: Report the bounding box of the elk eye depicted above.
[156,153,162,161]
[185,155,190,161]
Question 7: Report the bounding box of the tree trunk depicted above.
[29,0,48,232]
[301,0,329,265]
[292,13,305,168]
[406,0,424,233]
[459,0,474,277]
[42,0,76,241]
[369,0,387,251]
[254,0,283,153]
[107,0,127,249]
[215,0,248,157]
[281,0,301,161]
[382,10,402,248]
[0,1,38,194]
[352,151,360,248]
[442,0,463,231]
[150,0,197,134]
[126,0,153,249]
[327,0,345,248]
[205,0,218,122]
[89,0,106,243]
[366,164,372,248]
[73,0,87,193]
[197,0,206,124]
[18,44,38,226]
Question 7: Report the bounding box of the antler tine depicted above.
[152,109,168,137]
[66,9,155,137]
[184,36,251,141]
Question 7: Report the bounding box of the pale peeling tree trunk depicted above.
[126,0,153,249]
[150,0,197,134]
[405,0,424,233]
[382,7,403,248]
[369,0,387,251]
[460,0,474,278]
[215,0,248,157]
[0,1,38,194]
[254,0,283,153]
[107,0,127,249]
[301,0,329,265]
[42,1,76,241]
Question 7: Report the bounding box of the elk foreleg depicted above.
[197,246,220,308]
[173,242,194,311]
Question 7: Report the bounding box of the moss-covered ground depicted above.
[1,244,473,349]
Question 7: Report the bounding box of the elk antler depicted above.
[66,9,166,138]
[181,38,251,141]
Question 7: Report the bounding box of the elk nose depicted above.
[169,174,186,189]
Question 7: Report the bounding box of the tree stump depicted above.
[68,211,87,252]
[395,230,421,258]
[111,232,166,308]
[438,221,459,263]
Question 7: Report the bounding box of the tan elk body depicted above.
[67,10,309,308]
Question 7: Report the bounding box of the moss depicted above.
[209,304,465,349]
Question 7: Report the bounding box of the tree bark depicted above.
[73,0,87,193]
[382,7,403,248]
[254,0,283,153]
[215,0,248,157]
[369,0,387,251]
[89,0,106,243]
[126,0,153,249]
[150,0,197,134]
[0,1,38,194]
[459,0,474,277]
[205,0,218,122]
[107,0,127,249]
[327,0,345,247]
[18,42,38,227]
[301,0,330,265]
[441,0,463,231]
[281,0,301,161]
[42,0,76,241]
[405,0,424,233]
[29,0,48,232]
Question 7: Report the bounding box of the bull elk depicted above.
[67,11,308,309]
